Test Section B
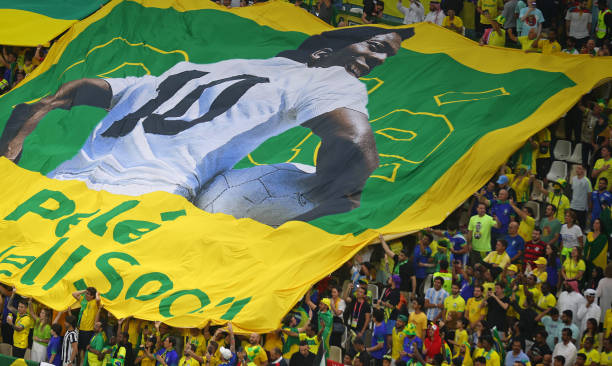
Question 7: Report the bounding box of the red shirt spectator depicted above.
[524,227,546,267]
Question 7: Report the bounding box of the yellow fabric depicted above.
[453,329,468,355]
[562,258,585,279]
[465,298,486,326]
[392,326,407,360]
[299,333,319,354]
[519,36,540,51]
[594,158,612,190]
[409,312,428,339]
[12,314,33,349]
[518,215,535,242]
[488,28,506,47]
[484,251,510,268]
[605,309,612,338]
[477,0,503,24]
[537,292,556,310]
[534,128,551,159]
[579,348,600,365]
[0,0,610,332]
[444,295,466,320]
[137,350,157,366]
[442,16,464,30]
[264,332,283,354]
[537,39,562,54]
[0,9,74,47]
[80,297,99,331]
[517,285,542,309]
[126,319,142,347]
[601,351,612,366]
[533,268,547,285]
[546,193,570,223]
[472,348,501,366]
[507,174,530,203]
[179,357,201,366]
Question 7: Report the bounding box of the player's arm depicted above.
[295,107,378,221]
[0,78,112,162]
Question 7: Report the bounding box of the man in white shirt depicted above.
[569,164,592,228]
[576,289,601,335]
[557,281,586,328]
[397,0,425,24]
[552,328,577,366]
[424,0,445,25]
[0,27,414,227]
[565,0,591,48]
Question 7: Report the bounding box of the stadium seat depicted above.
[0,343,11,356]
[553,140,572,161]
[523,201,540,222]
[530,179,546,202]
[546,160,567,182]
[567,143,583,164]
[349,7,363,15]
[330,346,343,363]
[341,279,351,297]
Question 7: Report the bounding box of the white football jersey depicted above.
[48,57,368,200]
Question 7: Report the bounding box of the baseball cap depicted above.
[554,179,566,188]
[496,175,509,184]
[495,15,506,24]
[398,315,408,323]
[534,257,547,265]
[405,323,417,336]
[320,298,331,308]
[585,289,596,296]
[220,347,232,360]
[507,264,518,272]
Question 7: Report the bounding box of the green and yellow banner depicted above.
[0,0,611,332]
[0,0,108,46]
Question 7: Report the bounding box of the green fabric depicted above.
[0,2,575,236]
[319,309,333,349]
[33,320,51,346]
[584,231,607,263]
[0,0,108,20]
[540,217,561,245]
[282,327,299,354]
[77,294,87,328]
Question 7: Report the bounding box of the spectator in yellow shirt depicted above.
[479,15,506,46]
[465,286,487,329]
[484,239,511,269]
[442,9,465,34]
[7,298,33,358]
[443,282,466,328]
[515,27,540,51]
[72,287,101,365]
[535,30,562,54]
[593,146,612,191]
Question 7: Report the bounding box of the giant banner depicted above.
[0,0,611,331]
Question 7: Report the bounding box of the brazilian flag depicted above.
[0,0,610,332]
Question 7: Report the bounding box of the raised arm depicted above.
[509,198,527,220]
[379,234,396,258]
[295,108,379,221]
[28,299,39,322]
[0,78,112,162]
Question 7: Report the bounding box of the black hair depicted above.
[373,308,384,322]
[51,323,62,336]
[497,239,508,248]
[600,177,609,184]
[440,259,449,270]
[86,287,97,296]
[563,310,573,319]
[550,308,559,316]
[353,337,365,345]
[277,27,414,63]
[554,356,565,364]
[167,336,177,347]
[65,315,78,329]
[474,356,487,364]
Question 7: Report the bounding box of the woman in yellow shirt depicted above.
[561,247,586,282]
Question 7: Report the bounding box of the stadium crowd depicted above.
[0,1,611,366]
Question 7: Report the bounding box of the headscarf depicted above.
[424,324,442,360]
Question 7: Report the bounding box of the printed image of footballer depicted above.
[0,27,413,226]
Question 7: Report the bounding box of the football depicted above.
[194,163,318,227]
